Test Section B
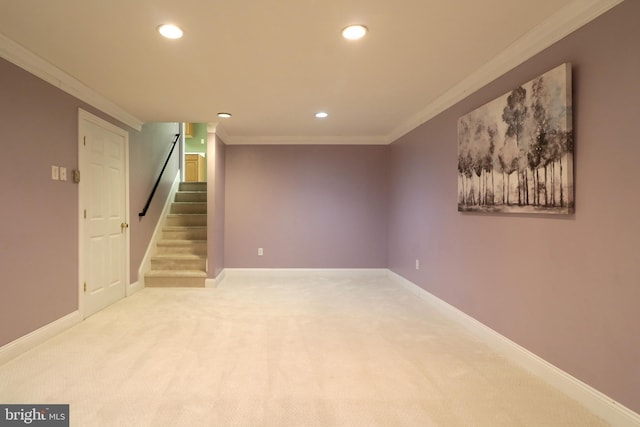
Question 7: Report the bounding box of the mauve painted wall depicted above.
[0,58,79,346]
[207,132,226,278]
[0,56,177,346]
[225,145,388,268]
[387,1,639,412]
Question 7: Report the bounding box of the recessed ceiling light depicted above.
[217,112,232,118]
[315,112,328,118]
[341,25,368,40]
[158,24,183,39]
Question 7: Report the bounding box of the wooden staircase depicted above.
[145,182,207,287]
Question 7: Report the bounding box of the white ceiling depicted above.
[0,0,621,144]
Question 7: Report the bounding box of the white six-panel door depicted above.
[79,109,129,318]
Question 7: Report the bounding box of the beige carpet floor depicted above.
[0,272,608,426]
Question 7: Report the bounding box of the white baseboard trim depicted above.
[204,269,227,288]
[216,269,227,284]
[137,172,181,289]
[0,311,82,366]
[387,270,640,427]
[222,268,388,279]
[204,270,227,288]
[5,269,635,425]
[127,280,141,296]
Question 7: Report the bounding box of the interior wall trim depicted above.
[205,269,226,288]
[2,267,637,425]
[0,1,621,145]
[387,270,640,427]
[386,0,624,143]
[0,33,143,131]
[0,311,81,367]
[222,268,388,278]
[223,135,388,146]
[208,122,230,145]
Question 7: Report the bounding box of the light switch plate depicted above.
[59,167,67,181]
[51,165,59,180]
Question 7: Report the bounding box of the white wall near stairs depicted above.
[137,172,182,290]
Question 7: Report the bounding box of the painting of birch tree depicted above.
[457,63,573,214]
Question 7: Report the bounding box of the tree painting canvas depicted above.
[457,63,573,214]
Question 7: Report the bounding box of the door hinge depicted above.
[83,282,87,292]
[84,209,87,219]
[83,136,86,146]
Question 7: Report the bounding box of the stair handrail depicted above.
[139,133,180,217]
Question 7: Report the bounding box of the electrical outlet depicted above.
[59,167,67,181]
[258,248,264,256]
[51,165,59,181]
[415,259,420,270]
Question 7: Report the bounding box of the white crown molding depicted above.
[224,135,388,146]
[385,0,624,144]
[0,0,622,143]
[226,0,621,146]
[206,121,219,134]
[215,125,230,144]
[207,121,232,145]
[222,268,389,279]
[0,33,144,131]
